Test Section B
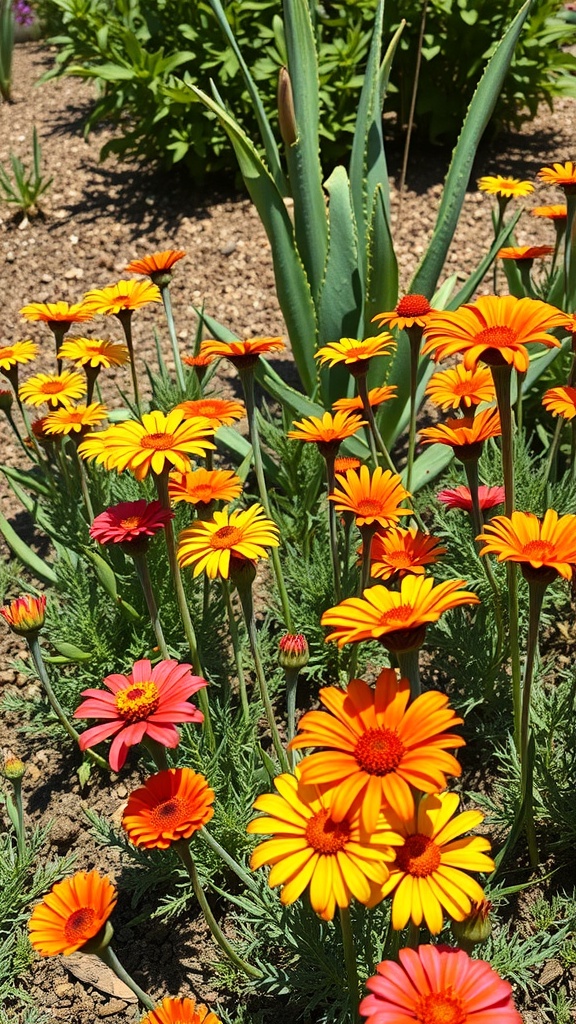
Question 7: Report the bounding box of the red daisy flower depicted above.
[437,485,506,511]
[90,499,173,546]
[74,659,207,771]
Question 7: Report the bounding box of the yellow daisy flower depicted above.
[177,504,279,579]
[58,337,129,369]
[19,371,87,408]
[44,403,108,436]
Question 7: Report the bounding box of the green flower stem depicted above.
[520,578,547,866]
[491,363,522,749]
[518,261,534,300]
[52,325,67,373]
[3,408,31,461]
[342,514,353,590]
[131,551,170,659]
[10,777,26,862]
[70,440,95,522]
[571,422,576,483]
[406,920,421,950]
[463,459,504,692]
[117,311,141,415]
[176,840,262,979]
[238,366,293,631]
[283,665,299,769]
[359,524,376,594]
[221,578,249,720]
[234,572,290,771]
[492,197,509,294]
[339,906,360,1024]
[405,329,422,495]
[155,471,215,752]
[85,365,100,405]
[550,220,564,278]
[199,827,259,894]
[543,417,564,489]
[564,190,576,310]
[357,373,397,475]
[96,944,155,1010]
[325,454,342,603]
[160,284,186,393]
[142,735,170,771]
[397,647,421,700]
[28,636,108,771]
[515,371,526,434]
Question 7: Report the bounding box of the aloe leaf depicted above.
[283,0,328,299]
[215,426,280,485]
[207,0,287,194]
[364,183,399,342]
[406,443,453,492]
[0,511,58,584]
[410,0,535,299]
[187,84,318,395]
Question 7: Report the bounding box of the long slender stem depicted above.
[70,440,95,522]
[564,190,576,311]
[520,579,546,868]
[357,374,397,475]
[406,920,421,949]
[28,636,108,771]
[234,575,290,771]
[543,417,564,489]
[131,551,170,659]
[464,459,504,691]
[161,285,186,393]
[397,646,421,699]
[12,778,25,862]
[325,454,342,602]
[238,367,293,630]
[359,524,376,594]
[283,666,299,769]
[405,331,421,494]
[96,945,155,1010]
[339,906,360,1024]
[155,472,215,751]
[199,827,259,894]
[221,578,249,720]
[176,841,262,978]
[117,312,141,415]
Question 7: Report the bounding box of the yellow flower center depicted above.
[415,990,466,1024]
[475,325,517,349]
[210,525,243,549]
[150,797,187,831]
[379,604,414,626]
[354,727,405,776]
[305,808,350,854]
[141,432,176,450]
[64,907,96,944]
[396,294,431,317]
[120,515,144,529]
[42,381,66,394]
[395,833,441,877]
[356,498,386,517]
[115,680,160,721]
[521,539,554,561]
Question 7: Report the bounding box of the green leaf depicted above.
[406,443,453,492]
[409,0,535,298]
[0,464,53,497]
[77,760,92,788]
[283,0,328,298]
[50,640,92,662]
[215,426,280,485]
[364,183,399,341]
[186,83,318,395]
[0,511,58,584]
[86,550,117,600]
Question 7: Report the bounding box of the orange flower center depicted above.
[86,344,105,353]
[354,727,405,776]
[346,346,369,359]
[396,294,431,317]
[141,432,176,450]
[415,990,466,1024]
[190,484,216,502]
[395,833,441,877]
[452,380,478,397]
[115,680,160,721]
[474,325,517,349]
[0,347,14,359]
[385,550,413,568]
[150,797,188,831]
[195,401,223,416]
[378,604,414,626]
[41,381,66,394]
[120,515,144,529]
[210,525,243,549]
[356,498,386,517]
[64,907,96,944]
[305,808,350,854]
[521,539,554,561]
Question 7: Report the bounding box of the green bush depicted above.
[36,0,576,174]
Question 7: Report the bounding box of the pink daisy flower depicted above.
[74,659,207,771]
[90,499,173,546]
[360,945,522,1024]
[437,484,505,512]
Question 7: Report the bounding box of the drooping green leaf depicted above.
[0,464,53,498]
[410,0,535,298]
[0,511,58,584]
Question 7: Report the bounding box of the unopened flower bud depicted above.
[0,389,14,412]
[2,755,26,780]
[451,899,493,950]
[278,67,297,147]
[279,633,309,670]
[0,593,46,636]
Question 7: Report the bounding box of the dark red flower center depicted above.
[305,809,350,854]
[354,727,405,776]
[474,325,517,349]
[64,907,96,944]
[150,797,188,831]
[395,833,441,877]
[396,294,431,317]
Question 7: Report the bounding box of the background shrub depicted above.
[36,0,576,175]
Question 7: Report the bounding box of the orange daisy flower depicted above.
[290,668,464,828]
[0,340,38,373]
[141,997,221,1024]
[372,294,433,332]
[82,280,162,316]
[20,300,93,329]
[168,467,242,506]
[177,504,280,579]
[19,371,87,408]
[334,455,362,474]
[287,410,366,456]
[183,353,215,368]
[421,295,566,372]
[321,576,479,651]
[478,509,576,582]
[43,403,108,436]
[419,407,501,462]
[369,527,446,581]
[58,337,129,369]
[477,175,534,198]
[531,204,567,221]
[361,945,522,1024]
[329,465,411,528]
[28,870,117,956]
[332,385,397,412]
[425,363,495,412]
[315,334,395,374]
[538,161,576,191]
[78,409,215,481]
[200,336,284,368]
[497,245,554,261]
[247,771,401,921]
[542,386,576,420]
[125,249,186,278]
[122,767,214,849]
[176,397,244,429]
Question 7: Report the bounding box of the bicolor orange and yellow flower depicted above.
[177,504,279,578]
